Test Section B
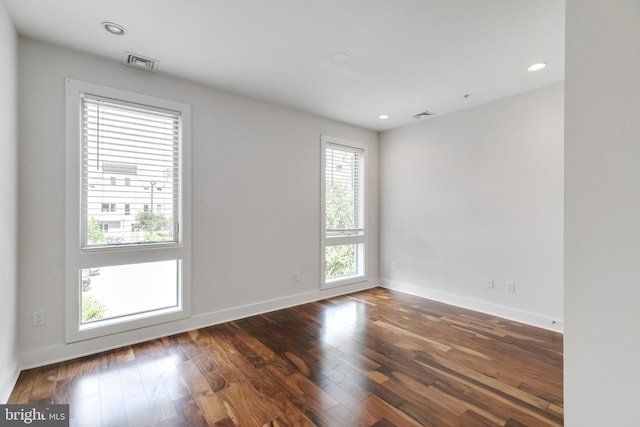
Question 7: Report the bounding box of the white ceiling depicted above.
[4,0,565,132]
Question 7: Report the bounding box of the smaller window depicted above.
[100,203,116,212]
[124,204,130,215]
[143,186,150,191]
[321,136,367,289]
[110,176,116,186]
[157,204,162,214]
[102,203,116,212]
[99,224,109,232]
[125,177,131,186]
[156,187,162,191]
[143,204,149,213]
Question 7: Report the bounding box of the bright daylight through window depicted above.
[322,136,367,288]
[65,79,191,342]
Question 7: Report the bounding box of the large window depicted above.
[65,79,191,342]
[321,136,367,288]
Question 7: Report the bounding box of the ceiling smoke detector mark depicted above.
[412,110,436,120]
[122,51,159,72]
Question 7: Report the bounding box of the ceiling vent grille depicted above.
[412,110,436,120]
[122,51,159,72]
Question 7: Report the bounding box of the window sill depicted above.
[322,274,367,290]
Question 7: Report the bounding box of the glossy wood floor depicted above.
[9,287,563,426]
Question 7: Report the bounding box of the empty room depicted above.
[1,0,638,426]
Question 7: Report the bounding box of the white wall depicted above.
[0,0,19,403]
[565,1,640,424]
[17,38,378,367]
[380,83,564,330]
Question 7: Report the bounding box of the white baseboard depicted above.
[1,358,19,403]
[19,281,377,370]
[18,279,561,372]
[380,279,564,333]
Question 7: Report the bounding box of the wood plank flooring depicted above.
[8,287,563,426]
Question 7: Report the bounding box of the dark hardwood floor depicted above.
[8,287,563,426]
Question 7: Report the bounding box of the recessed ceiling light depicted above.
[527,62,547,72]
[378,114,389,120]
[102,21,126,36]
[331,52,349,62]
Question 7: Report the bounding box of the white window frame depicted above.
[65,79,192,343]
[320,135,368,289]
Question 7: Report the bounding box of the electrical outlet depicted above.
[32,310,45,327]
[293,272,300,282]
[506,281,516,293]
[486,278,494,289]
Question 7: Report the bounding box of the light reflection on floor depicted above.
[321,300,368,348]
[318,298,371,411]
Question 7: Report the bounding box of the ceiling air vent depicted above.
[122,51,159,72]
[412,110,436,120]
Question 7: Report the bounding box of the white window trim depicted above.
[320,135,368,289]
[65,78,192,343]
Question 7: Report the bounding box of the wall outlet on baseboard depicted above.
[506,281,516,293]
[486,278,494,289]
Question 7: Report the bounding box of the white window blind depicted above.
[81,94,181,248]
[325,143,365,236]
